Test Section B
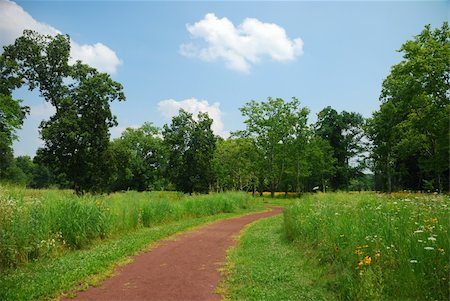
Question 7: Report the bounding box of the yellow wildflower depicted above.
[363,255,371,266]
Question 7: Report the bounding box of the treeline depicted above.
[1,23,449,195]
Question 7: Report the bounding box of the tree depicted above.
[0,54,29,179]
[369,22,450,192]
[2,30,125,193]
[110,123,167,191]
[14,156,35,185]
[212,137,259,192]
[304,135,336,192]
[239,97,309,198]
[163,110,216,194]
[315,106,365,190]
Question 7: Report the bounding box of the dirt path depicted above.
[66,207,282,301]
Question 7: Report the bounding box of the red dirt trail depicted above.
[66,207,282,301]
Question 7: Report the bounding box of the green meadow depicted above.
[224,192,449,300]
[0,186,262,300]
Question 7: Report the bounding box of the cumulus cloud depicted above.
[0,0,121,74]
[158,98,228,137]
[180,13,303,73]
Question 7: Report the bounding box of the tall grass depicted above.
[0,186,255,270]
[283,192,449,300]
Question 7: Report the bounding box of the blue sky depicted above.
[1,0,448,157]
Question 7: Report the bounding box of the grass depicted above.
[0,185,265,300]
[221,215,334,301]
[0,186,256,269]
[283,192,450,300]
[0,208,265,301]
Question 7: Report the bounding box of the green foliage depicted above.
[163,110,216,194]
[283,193,450,300]
[368,22,450,192]
[1,30,125,194]
[315,106,365,190]
[38,62,125,193]
[0,94,29,180]
[110,123,167,191]
[304,135,336,192]
[239,97,310,197]
[212,138,259,192]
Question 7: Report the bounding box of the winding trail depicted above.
[67,207,282,301]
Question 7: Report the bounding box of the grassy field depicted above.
[0,186,262,300]
[224,192,449,301]
[283,192,449,300]
[0,186,256,269]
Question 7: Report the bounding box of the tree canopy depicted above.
[368,22,449,192]
[0,30,125,193]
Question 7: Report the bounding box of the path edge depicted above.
[215,207,283,300]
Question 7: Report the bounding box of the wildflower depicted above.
[424,247,434,250]
[358,255,372,268]
[356,260,364,269]
[427,237,436,241]
[410,260,418,263]
[418,240,423,243]
[414,230,424,234]
[374,251,381,259]
[438,248,445,254]
[355,249,363,255]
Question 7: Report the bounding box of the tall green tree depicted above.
[240,97,309,198]
[2,30,125,193]
[163,110,216,194]
[369,22,450,192]
[315,106,365,190]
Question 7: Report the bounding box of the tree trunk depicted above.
[387,170,392,193]
[437,173,442,193]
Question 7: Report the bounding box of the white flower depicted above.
[410,259,418,263]
[418,240,423,243]
[428,237,437,241]
[414,230,424,234]
[424,247,434,250]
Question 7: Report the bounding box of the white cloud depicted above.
[158,98,228,137]
[180,13,303,73]
[0,0,121,74]
[69,42,121,75]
